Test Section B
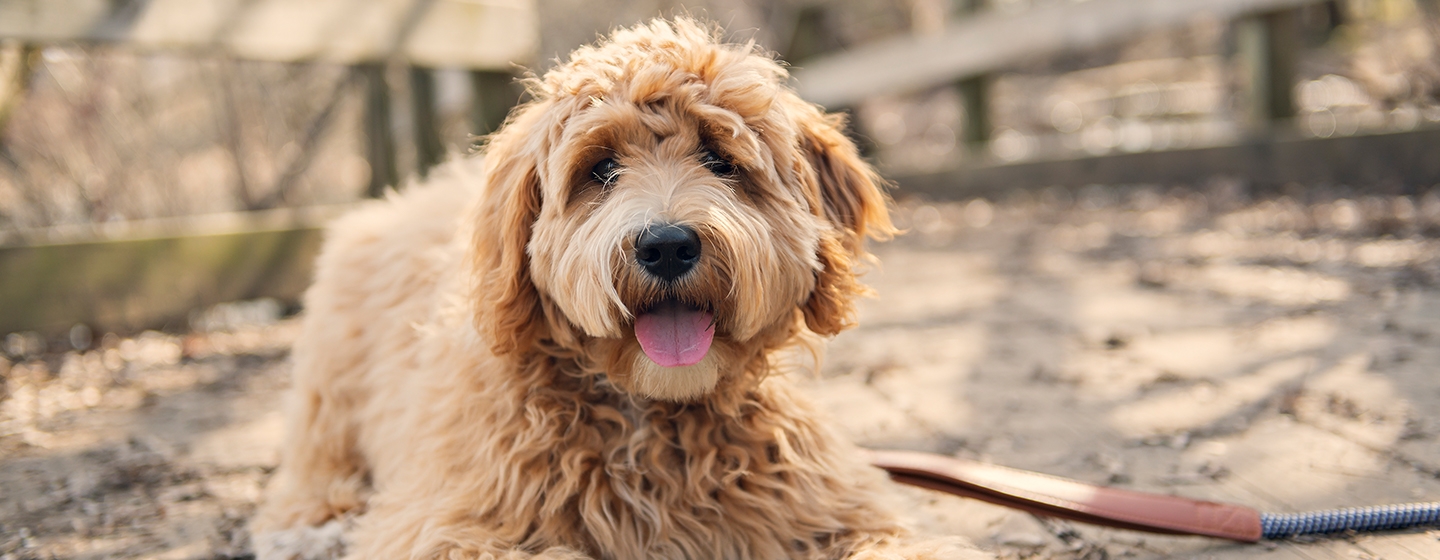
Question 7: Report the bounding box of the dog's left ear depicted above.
[793,105,897,336]
[468,99,552,357]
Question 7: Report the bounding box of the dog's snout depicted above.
[635,224,701,281]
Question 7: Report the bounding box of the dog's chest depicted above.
[573,458,783,558]
[546,408,833,559]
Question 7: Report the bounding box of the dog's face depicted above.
[469,19,893,401]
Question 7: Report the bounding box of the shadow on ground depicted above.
[4,188,1440,559]
[1,324,294,559]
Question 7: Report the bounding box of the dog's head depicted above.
[468,18,893,401]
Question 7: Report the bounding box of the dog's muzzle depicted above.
[631,223,715,368]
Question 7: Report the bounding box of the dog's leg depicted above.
[253,383,370,529]
[250,360,372,560]
[252,315,374,536]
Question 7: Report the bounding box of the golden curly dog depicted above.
[251,18,989,560]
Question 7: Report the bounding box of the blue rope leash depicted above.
[1260,502,1440,539]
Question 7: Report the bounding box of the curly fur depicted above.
[251,18,990,560]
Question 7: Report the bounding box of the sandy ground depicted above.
[3,187,1440,559]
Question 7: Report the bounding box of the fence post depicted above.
[362,63,398,198]
[781,5,877,156]
[958,74,990,153]
[0,41,38,135]
[470,70,520,141]
[409,65,444,178]
[956,0,990,154]
[784,6,837,65]
[1238,9,1299,128]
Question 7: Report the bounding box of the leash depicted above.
[868,449,1440,541]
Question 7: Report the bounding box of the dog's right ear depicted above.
[469,100,551,357]
[791,103,897,337]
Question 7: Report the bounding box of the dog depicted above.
[251,18,989,560]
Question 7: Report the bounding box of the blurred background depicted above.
[2,1,1435,230]
[3,1,1440,558]
[1,1,1437,338]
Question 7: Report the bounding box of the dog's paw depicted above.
[251,517,352,560]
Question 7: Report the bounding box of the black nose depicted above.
[635,224,701,281]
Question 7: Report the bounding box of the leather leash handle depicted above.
[868,449,1263,542]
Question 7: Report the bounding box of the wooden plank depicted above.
[891,126,1440,199]
[0,206,353,335]
[793,0,1328,108]
[0,0,536,70]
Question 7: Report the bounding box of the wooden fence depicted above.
[0,206,352,335]
[0,0,532,337]
[2,0,1437,336]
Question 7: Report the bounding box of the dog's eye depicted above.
[592,158,621,186]
[700,150,735,176]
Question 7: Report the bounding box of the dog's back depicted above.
[254,158,484,532]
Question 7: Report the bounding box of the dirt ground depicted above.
[3,186,1440,559]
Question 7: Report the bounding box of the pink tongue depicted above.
[634,301,715,367]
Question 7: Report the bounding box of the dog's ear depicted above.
[469,100,551,357]
[794,106,897,336]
